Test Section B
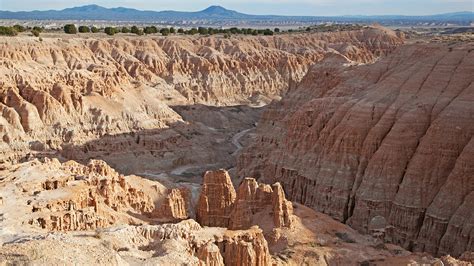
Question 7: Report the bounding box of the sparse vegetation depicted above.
[144,26,158,34]
[160,27,170,36]
[0,26,18,36]
[31,29,40,37]
[13,24,26,32]
[104,27,118,36]
[64,24,77,34]
[121,27,130,33]
[78,26,90,33]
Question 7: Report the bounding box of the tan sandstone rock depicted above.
[238,41,474,256]
[197,169,293,231]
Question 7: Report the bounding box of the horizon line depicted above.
[1,4,473,17]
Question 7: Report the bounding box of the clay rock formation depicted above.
[196,169,237,227]
[238,41,474,256]
[197,169,293,230]
[155,187,191,222]
[0,28,404,164]
[0,158,196,234]
[0,219,272,266]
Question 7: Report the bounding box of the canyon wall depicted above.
[238,41,474,256]
[0,28,404,164]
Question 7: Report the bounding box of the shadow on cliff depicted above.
[29,104,263,182]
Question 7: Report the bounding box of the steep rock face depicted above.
[197,169,293,230]
[155,188,191,222]
[217,228,271,266]
[0,29,404,162]
[238,42,474,256]
[196,169,236,227]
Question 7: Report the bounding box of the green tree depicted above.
[160,28,170,36]
[188,28,198,35]
[177,28,184,34]
[131,26,140,34]
[78,26,90,33]
[170,27,176,34]
[198,27,208,35]
[121,27,130,33]
[0,26,18,36]
[144,26,158,34]
[31,29,40,37]
[13,25,25,32]
[32,26,43,33]
[64,24,77,34]
[274,28,280,33]
[104,27,117,36]
[263,29,274,36]
[90,26,99,33]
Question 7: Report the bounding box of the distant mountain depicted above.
[0,5,472,26]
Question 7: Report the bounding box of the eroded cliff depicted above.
[238,41,474,256]
[0,28,404,165]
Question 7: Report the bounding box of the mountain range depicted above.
[0,5,472,25]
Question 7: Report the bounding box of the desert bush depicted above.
[13,24,25,32]
[0,26,18,36]
[78,26,90,33]
[104,27,117,36]
[160,27,170,36]
[64,24,77,34]
[121,27,130,33]
[144,26,158,34]
[31,29,40,37]
[91,26,99,33]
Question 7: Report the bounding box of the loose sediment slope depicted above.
[238,40,474,257]
[0,28,404,166]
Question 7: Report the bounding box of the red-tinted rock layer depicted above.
[238,42,474,256]
[196,169,294,230]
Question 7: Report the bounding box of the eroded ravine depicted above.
[237,40,474,257]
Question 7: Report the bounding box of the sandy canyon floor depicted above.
[0,28,473,265]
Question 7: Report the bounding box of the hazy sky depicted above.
[0,0,472,16]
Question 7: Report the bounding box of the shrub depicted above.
[263,29,274,36]
[64,24,77,34]
[32,26,43,33]
[160,28,170,36]
[144,26,158,34]
[169,27,176,34]
[177,28,184,34]
[131,26,141,35]
[198,27,208,35]
[31,29,40,37]
[78,26,90,33]
[13,24,25,32]
[121,27,130,33]
[91,26,99,33]
[188,28,198,35]
[0,26,18,36]
[104,27,117,36]
[274,28,280,33]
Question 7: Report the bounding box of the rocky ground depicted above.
[1,27,473,265]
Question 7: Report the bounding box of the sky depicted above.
[0,0,472,16]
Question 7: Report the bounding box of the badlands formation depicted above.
[238,37,474,258]
[0,26,473,265]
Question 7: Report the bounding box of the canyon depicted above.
[238,36,474,258]
[0,26,473,265]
